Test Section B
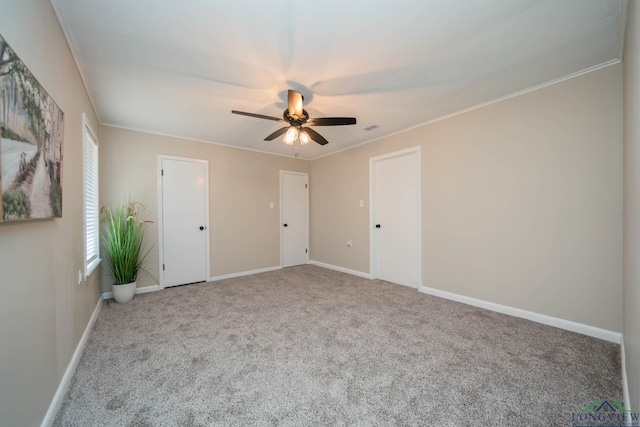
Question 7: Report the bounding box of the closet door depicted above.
[371,148,421,288]
[159,156,209,287]
[281,171,308,268]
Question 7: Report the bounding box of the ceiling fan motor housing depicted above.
[284,108,309,125]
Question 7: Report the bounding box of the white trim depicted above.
[49,1,102,124]
[102,284,161,300]
[209,266,282,282]
[156,154,164,288]
[621,335,631,413]
[157,155,211,289]
[369,146,422,288]
[419,285,621,343]
[82,114,100,282]
[309,59,621,161]
[41,296,102,427]
[85,257,101,277]
[308,260,372,279]
[157,155,164,288]
[135,284,161,294]
[279,171,283,267]
[279,171,309,268]
[103,123,308,160]
[369,155,375,279]
[618,0,629,61]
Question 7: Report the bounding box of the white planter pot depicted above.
[112,281,136,303]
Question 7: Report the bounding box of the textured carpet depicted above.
[54,265,621,426]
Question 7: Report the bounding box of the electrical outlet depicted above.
[347,240,352,247]
[78,269,83,285]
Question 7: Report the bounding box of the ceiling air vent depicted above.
[363,124,378,131]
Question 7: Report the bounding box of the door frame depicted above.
[369,146,422,285]
[279,170,309,268]
[157,154,211,289]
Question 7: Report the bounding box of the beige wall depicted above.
[311,64,623,332]
[624,0,640,411]
[0,0,102,425]
[99,126,309,290]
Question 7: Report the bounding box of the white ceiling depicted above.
[51,0,625,160]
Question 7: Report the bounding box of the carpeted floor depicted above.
[53,265,621,426]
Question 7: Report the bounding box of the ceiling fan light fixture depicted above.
[232,89,356,148]
[299,129,310,145]
[283,126,298,145]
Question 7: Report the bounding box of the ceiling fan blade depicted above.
[304,127,329,146]
[307,117,357,126]
[287,90,303,118]
[264,127,289,141]
[231,110,286,123]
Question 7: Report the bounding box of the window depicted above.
[84,114,100,276]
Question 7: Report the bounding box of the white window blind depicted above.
[84,118,100,271]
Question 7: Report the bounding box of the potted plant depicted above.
[101,201,151,303]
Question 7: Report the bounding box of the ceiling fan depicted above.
[231,90,356,148]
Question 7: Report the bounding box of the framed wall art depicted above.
[0,34,64,222]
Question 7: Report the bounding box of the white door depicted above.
[281,171,308,267]
[160,157,209,287]
[371,148,421,288]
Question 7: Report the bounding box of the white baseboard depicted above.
[308,260,372,279]
[419,286,621,343]
[41,295,103,427]
[209,266,282,282]
[102,284,160,300]
[621,335,631,412]
[135,285,161,294]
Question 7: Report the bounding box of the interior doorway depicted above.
[158,155,210,287]
[280,171,309,268]
[370,147,421,288]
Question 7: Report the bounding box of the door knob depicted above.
[375,224,381,228]
[199,226,205,230]
[283,224,288,227]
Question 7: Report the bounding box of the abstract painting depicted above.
[0,34,64,221]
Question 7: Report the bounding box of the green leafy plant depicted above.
[101,201,152,285]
